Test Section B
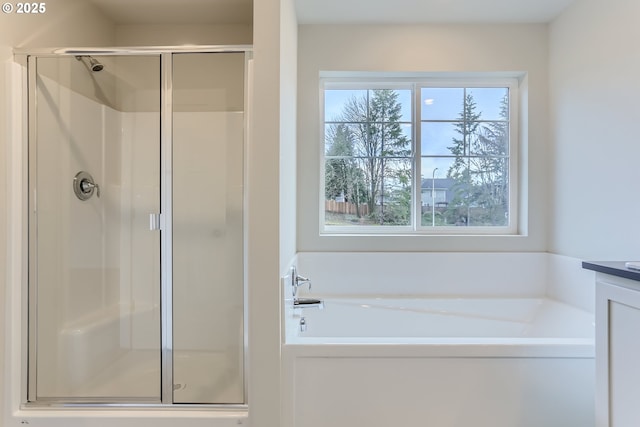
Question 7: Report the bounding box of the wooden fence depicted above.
[325,200,370,216]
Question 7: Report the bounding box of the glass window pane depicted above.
[467,87,508,121]
[397,89,412,122]
[366,89,411,123]
[325,89,368,121]
[325,123,355,156]
[381,123,412,157]
[421,157,455,183]
[401,123,413,147]
[376,159,412,225]
[421,157,454,226]
[421,88,464,120]
[326,125,413,158]
[325,158,370,225]
[448,183,510,227]
[350,123,383,158]
[468,121,509,156]
[421,122,459,155]
[325,158,411,226]
[421,156,509,227]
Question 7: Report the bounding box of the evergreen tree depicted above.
[447,92,481,225]
[446,91,509,226]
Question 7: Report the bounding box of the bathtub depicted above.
[282,296,595,427]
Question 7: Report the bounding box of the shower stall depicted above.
[20,47,250,406]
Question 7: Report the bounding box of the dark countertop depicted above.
[582,261,640,282]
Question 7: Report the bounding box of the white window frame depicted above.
[320,74,519,236]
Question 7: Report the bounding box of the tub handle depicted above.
[290,266,312,296]
[296,274,311,291]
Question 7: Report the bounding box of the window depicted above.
[322,77,518,234]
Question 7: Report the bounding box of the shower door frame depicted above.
[18,45,252,408]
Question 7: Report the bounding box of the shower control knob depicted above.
[80,180,100,197]
[73,171,100,201]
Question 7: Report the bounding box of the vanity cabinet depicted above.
[583,262,640,427]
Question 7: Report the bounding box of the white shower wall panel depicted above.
[37,77,159,328]
[35,75,126,395]
[36,75,112,325]
[34,75,73,395]
[173,111,244,352]
[34,74,163,396]
[103,106,123,310]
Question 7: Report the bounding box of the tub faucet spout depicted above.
[293,297,324,309]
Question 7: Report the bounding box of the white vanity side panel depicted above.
[609,301,640,426]
[596,277,640,427]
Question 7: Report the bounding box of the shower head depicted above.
[75,55,104,72]
[88,57,104,72]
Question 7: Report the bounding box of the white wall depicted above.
[115,24,252,46]
[297,24,549,252]
[296,252,548,297]
[294,252,595,312]
[279,0,298,272]
[549,0,640,261]
[248,0,294,425]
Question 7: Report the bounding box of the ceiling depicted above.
[88,0,253,25]
[87,0,577,26]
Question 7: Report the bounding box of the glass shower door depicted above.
[29,54,162,402]
[172,52,246,404]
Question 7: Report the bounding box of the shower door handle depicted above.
[149,213,162,231]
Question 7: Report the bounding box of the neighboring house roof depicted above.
[421,177,456,189]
